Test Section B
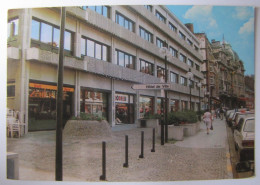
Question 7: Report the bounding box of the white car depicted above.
[233,117,254,161]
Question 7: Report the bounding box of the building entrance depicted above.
[115,93,134,124]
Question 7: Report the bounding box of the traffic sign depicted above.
[131,83,170,90]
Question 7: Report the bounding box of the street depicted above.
[6,118,254,182]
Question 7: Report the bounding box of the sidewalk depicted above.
[6,119,232,182]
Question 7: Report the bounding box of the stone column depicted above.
[109,79,116,127]
[74,71,81,117]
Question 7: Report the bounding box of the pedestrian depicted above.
[220,107,224,120]
[203,109,213,135]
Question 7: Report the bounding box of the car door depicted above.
[234,118,244,149]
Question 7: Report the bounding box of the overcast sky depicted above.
[167,5,255,75]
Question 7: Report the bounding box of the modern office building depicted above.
[7,5,204,133]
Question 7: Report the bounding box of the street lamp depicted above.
[159,43,171,144]
[197,81,202,121]
[187,69,194,110]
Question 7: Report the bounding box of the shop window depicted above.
[170,99,179,112]
[139,96,154,118]
[81,37,109,62]
[31,18,73,54]
[116,12,134,32]
[140,59,154,75]
[116,50,135,69]
[115,93,134,124]
[8,17,19,38]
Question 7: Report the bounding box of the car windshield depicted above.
[244,119,255,132]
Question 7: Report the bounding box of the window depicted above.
[179,53,186,63]
[144,5,152,12]
[140,59,154,75]
[179,31,186,40]
[156,37,164,48]
[169,22,177,32]
[31,19,73,52]
[81,37,109,61]
[187,39,193,46]
[139,27,153,43]
[81,6,110,18]
[157,66,165,79]
[8,18,19,38]
[169,46,178,57]
[116,12,134,32]
[180,76,187,86]
[188,59,194,67]
[195,63,200,71]
[7,81,15,97]
[194,45,199,51]
[189,79,194,88]
[116,50,135,69]
[170,72,178,83]
[155,10,166,23]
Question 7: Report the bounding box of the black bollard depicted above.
[100,141,106,181]
[151,128,155,152]
[123,135,129,168]
[139,131,144,158]
[161,119,164,145]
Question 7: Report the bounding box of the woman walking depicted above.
[203,109,213,135]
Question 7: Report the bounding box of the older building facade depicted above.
[195,32,245,109]
[7,5,204,133]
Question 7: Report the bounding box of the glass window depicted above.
[31,19,40,40]
[179,53,186,63]
[139,27,153,43]
[144,5,152,12]
[95,43,102,60]
[81,38,86,55]
[139,96,154,118]
[170,46,178,57]
[180,76,187,86]
[170,99,179,112]
[102,46,107,61]
[7,82,15,97]
[116,12,134,32]
[169,22,177,32]
[196,64,200,71]
[8,18,19,38]
[156,37,164,48]
[188,59,194,67]
[53,28,60,47]
[244,119,255,132]
[157,66,165,79]
[40,23,52,44]
[116,50,135,69]
[140,59,153,75]
[87,39,95,57]
[156,10,166,23]
[64,31,71,50]
[170,72,178,83]
[179,31,186,40]
[96,6,102,14]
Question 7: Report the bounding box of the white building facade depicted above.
[7,5,204,133]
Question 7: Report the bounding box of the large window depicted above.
[139,96,154,118]
[179,31,186,40]
[188,59,194,67]
[195,63,200,71]
[156,10,166,23]
[144,5,152,12]
[156,37,164,48]
[140,59,154,75]
[81,6,110,18]
[169,22,177,32]
[139,27,153,43]
[180,76,187,86]
[116,50,135,69]
[81,37,109,61]
[8,18,19,38]
[7,81,15,97]
[31,19,72,52]
[116,12,134,32]
[157,66,165,79]
[170,72,178,83]
[179,53,187,63]
[169,46,178,57]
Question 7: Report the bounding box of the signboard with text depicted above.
[131,83,171,90]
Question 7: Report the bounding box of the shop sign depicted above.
[132,83,170,90]
[115,94,128,103]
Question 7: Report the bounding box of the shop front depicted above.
[139,96,154,118]
[28,81,74,131]
[170,99,179,112]
[80,89,108,120]
[115,93,134,124]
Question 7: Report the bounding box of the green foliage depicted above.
[168,110,198,125]
[70,113,105,122]
[144,113,161,119]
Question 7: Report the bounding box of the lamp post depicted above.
[197,81,202,121]
[187,69,194,110]
[159,42,171,143]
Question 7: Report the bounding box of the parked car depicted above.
[231,111,254,130]
[227,112,235,127]
[233,117,254,162]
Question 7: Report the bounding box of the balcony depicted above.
[7,47,20,61]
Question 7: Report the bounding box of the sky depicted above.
[167,5,255,75]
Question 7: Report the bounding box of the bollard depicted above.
[123,135,129,168]
[100,141,106,181]
[139,131,144,158]
[161,119,164,145]
[151,128,155,152]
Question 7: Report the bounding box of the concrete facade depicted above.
[7,6,204,133]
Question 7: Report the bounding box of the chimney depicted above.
[185,23,194,33]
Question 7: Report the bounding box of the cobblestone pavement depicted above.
[7,119,231,182]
